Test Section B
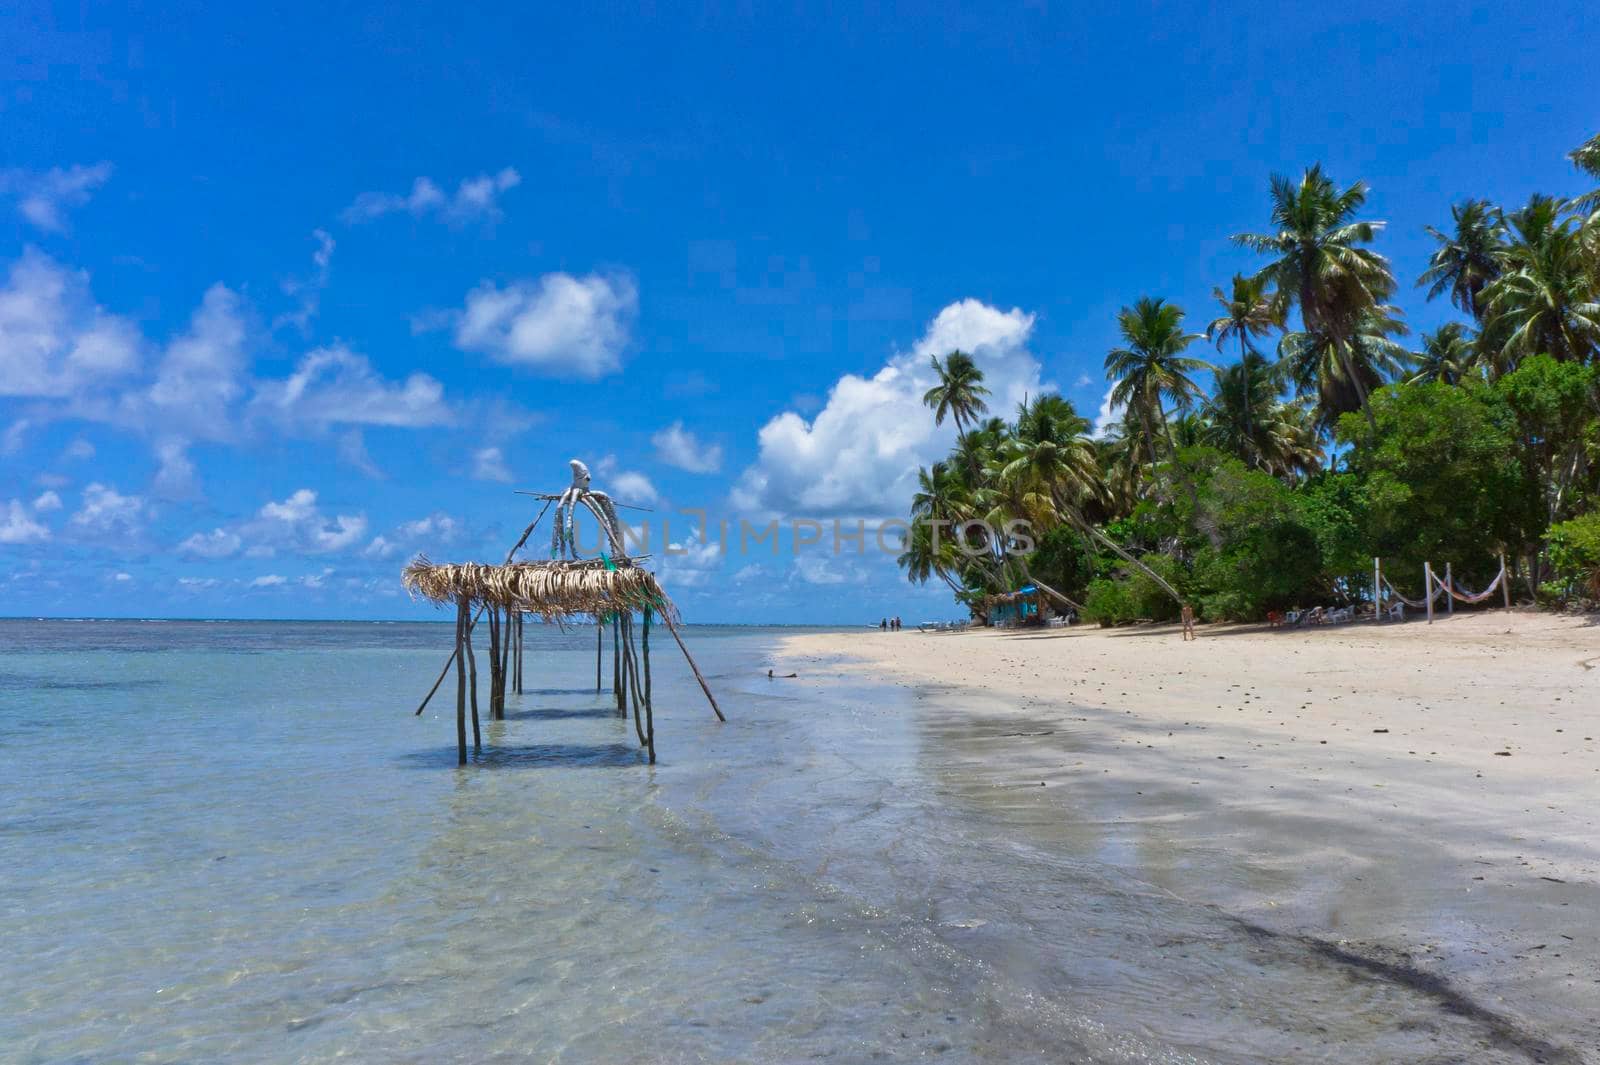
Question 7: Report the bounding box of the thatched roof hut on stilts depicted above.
[403,460,724,765]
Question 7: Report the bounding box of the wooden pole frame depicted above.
[1425,562,1435,624]
[1445,562,1455,616]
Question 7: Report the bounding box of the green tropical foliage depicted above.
[897,136,1600,621]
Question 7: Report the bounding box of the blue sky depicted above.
[2,2,1597,622]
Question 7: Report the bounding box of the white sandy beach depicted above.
[781,611,1600,1059]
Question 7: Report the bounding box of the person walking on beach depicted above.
[1180,603,1197,641]
[880,618,888,631]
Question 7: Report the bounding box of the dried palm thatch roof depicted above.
[402,555,678,622]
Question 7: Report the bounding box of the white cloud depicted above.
[473,445,514,483]
[178,527,243,559]
[251,345,451,429]
[250,574,287,587]
[176,576,220,591]
[136,283,250,442]
[0,500,50,544]
[63,438,94,461]
[792,555,859,585]
[396,513,462,541]
[342,168,521,224]
[32,490,62,512]
[251,489,368,553]
[658,537,722,587]
[1092,384,1123,438]
[363,535,401,560]
[610,470,658,506]
[113,571,132,582]
[731,299,1045,519]
[276,229,335,332]
[1,163,113,232]
[652,420,723,473]
[450,272,637,378]
[0,249,143,399]
[1074,373,1093,389]
[69,483,147,537]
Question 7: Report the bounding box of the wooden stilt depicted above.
[499,607,513,709]
[1425,562,1435,624]
[612,621,619,711]
[595,620,602,692]
[623,617,647,747]
[1372,557,1381,622]
[656,610,726,722]
[486,606,500,719]
[1500,553,1512,609]
[464,602,481,751]
[1445,562,1455,615]
[643,607,655,764]
[514,613,523,694]
[455,596,468,766]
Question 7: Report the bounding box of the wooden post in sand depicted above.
[1445,563,1455,616]
[454,596,468,766]
[1425,562,1435,624]
[1372,557,1381,621]
[595,620,603,693]
[1500,553,1512,609]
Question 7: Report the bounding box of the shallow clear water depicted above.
[0,620,1550,1063]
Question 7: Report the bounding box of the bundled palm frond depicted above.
[402,555,678,623]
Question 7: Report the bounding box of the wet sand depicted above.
[780,611,1600,1061]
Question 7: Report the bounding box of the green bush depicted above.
[1544,512,1600,600]
[1082,578,1134,627]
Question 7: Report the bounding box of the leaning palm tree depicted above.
[1417,199,1507,321]
[1407,322,1479,385]
[922,349,990,446]
[1233,165,1397,431]
[1479,194,1600,368]
[1278,305,1412,433]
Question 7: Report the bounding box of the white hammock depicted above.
[1445,561,1507,604]
[1381,576,1444,610]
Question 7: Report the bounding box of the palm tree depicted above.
[1278,306,1412,432]
[1407,322,1479,385]
[1199,353,1321,475]
[1479,194,1600,367]
[1233,165,1397,431]
[1104,297,1210,468]
[922,350,990,446]
[1417,199,1506,321]
[1206,274,1286,441]
[1571,131,1600,214]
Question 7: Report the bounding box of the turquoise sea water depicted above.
[0,620,1554,1064]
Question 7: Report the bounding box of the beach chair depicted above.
[1284,609,1303,627]
[1327,606,1353,624]
[1385,601,1405,621]
[1307,606,1326,625]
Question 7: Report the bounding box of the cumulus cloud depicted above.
[594,454,658,506]
[0,249,143,399]
[731,299,1046,519]
[342,168,521,225]
[1092,384,1123,438]
[449,272,637,378]
[253,488,368,553]
[652,420,723,473]
[32,490,62,512]
[178,527,243,559]
[473,446,514,483]
[0,499,50,544]
[251,345,451,429]
[69,482,148,537]
[1,163,113,231]
[657,537,722,588]
[250,574,287,587]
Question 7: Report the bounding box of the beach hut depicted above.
[402,460,723,766]
[986,585,1044,627]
